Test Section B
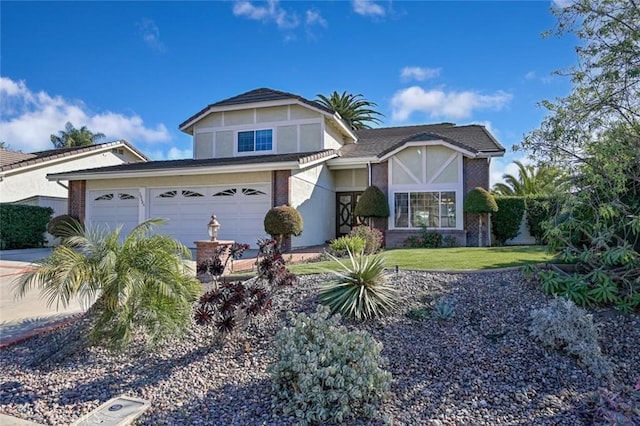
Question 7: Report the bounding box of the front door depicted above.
[336,192,362,237]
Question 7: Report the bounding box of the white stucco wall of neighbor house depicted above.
[289,163,335,248]
[0,150,140,207]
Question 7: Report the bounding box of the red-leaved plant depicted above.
[194,239,297,339]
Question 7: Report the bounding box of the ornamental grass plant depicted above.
[319,248,399,321]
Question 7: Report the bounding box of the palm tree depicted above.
[14,218,201,365]
[316,91,383,130]
[492,161,568,196]
[50,122,106,148]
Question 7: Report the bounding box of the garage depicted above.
[148,184,271,248]
[87,190,139,237]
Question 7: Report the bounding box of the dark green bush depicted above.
[0,204,53,249]
[47,214,83,238]
[264,205,303,245]
[404,227,442,248]
[348,225,384,254]
[525,195,562,244]
[354,185,390,218]
[492,197,526,245]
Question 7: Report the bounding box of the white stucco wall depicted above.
[289,164,335,248]
[324,120,346,150]
[0,150,141,206]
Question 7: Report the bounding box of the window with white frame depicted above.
[237,129,273,153]
[394,191,456,228]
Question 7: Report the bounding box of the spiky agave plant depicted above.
[319,248,398,320]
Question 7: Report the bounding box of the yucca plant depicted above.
[319,248,398,320]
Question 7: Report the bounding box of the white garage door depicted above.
[87,190,139,237]
[148,185,271,248]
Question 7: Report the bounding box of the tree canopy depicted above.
[315,91,383,130]
[50,122,106,148]
[492,161,568,196]
[520,0,640,311]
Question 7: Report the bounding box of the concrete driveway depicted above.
[0,248,91,347]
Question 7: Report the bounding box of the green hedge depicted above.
[0,204,53,249]
[525,195,562,244]
[492,197,526,245]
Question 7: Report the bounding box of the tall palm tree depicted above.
[316,91,384,130]
[492,161,568,196]
[50,122,106,148]
[14,218,201,365]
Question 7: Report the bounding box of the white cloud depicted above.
[525,70,537,80]
[232,0,299,29]
[401,66,441,82]
[137,18,165,52]
[0,77,170,153]
[306,9,327,28]
[147,146,192,161]
[552,0,575,8]
[391,86,512,121]
[352,0,386,17]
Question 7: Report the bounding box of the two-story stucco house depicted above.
[48,88,504,248]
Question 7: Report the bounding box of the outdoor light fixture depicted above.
[207,213,220,241]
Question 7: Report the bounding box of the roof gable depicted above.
[0,140,149,173]
[179,88,335,131]
[337,123,505,160]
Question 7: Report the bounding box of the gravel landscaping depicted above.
[1,269,639,425]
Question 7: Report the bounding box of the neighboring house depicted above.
[0,141,149,217]
[48,88,504,249]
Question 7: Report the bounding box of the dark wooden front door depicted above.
[336,192,362,237]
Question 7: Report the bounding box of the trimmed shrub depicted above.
[354,185,390,218]
[47,214,83,239]
[329,235,366,257]
[492,197,526,245]
[0,204,53,249]
[530,298,612,378]
[268,305,392,424]
[463,187,498,214]
[320,248,398,320]
[264,205,303,246]
[348,225,383,254]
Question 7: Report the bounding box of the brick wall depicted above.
[271,170,292,251]
[68,180,86,222]
[385,229,467,248]
[370,162,389,243]
[463,158,491,247]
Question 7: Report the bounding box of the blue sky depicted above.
[1,0,576,185]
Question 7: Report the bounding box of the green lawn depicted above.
[288,246,553,275]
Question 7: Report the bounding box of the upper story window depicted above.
[238,129,272,153]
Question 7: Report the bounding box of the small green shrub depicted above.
[47,214,83,239]
[320,248,399,321]
[530,298,612,378]
[492,197,526,245]
[404,227,442,248]
[406,306,431,321]
[329,235,366,257]
[264,205,303,247]
[0,204,53,249]
[268,305,392,424]
[433,296,455,321]
[348,225,383,254]
[441,235,458,248]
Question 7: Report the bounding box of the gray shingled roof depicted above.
[0,140,149,173]
[0,150,36,167]
[338,123,505,158]
[49,149,339,178]
[179,88,335,130]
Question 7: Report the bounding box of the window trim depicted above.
[234,128,275,156]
